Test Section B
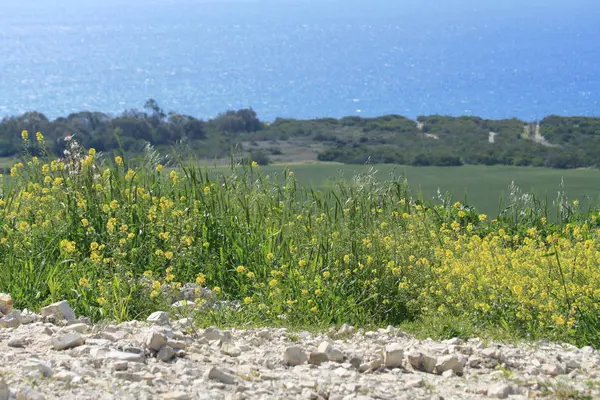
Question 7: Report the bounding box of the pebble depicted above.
[204,367,236,385]
[16,387,45,400]
[383,343,404,368]
[52,333,85,350]
[0,379,9,400]
[147,311,170,326]
[317,341,345,363]
[487,383,513,398]
[158,345,176,362]
[284,346,308,366]
[0,294,13,315]
[145,329,168,351]
[40,300,76,321]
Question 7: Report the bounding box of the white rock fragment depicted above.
[337,324,355,336]
[66,323,89,334]
[105,351,145,363]
[0,378,9,400]
[40,300,76,321]
[487,383,513,398]
[541,363,566,376]
[19,309,37,325]
[383,343,404,368]
[202,327,227,341]
[112,361,128,371]
[0,313,20,329]
[16,387,45,400]
[145,329,168,351]
[407,351,437,373]
[52,333,85,350]
[404,376,424,388]
[309,352,329,366]
[317,341,345,363]
[162,392,192,400]
[0,294,13,315]
[204,367,236,385]
[114,372,143,382]
[8,336,28,348]
[157,345,176,362]
[435,355,463,375]
[284,346,308,366]
[146,311,169,326]
[221,342,241,357]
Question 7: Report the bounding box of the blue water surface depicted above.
[0,0,599,121]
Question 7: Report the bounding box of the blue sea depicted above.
[1,0,599,121]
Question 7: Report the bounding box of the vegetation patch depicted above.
[2,131,600,347]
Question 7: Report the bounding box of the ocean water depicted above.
[0,0,599,121]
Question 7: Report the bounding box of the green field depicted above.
[255,163,600,216]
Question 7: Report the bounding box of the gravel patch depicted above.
[1,297,599,399]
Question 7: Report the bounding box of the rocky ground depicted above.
[1,296,600,400]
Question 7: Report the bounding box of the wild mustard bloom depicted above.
[35,131,44,143]
[114,156,123,166]
[79,278,91,288]
[21,130,28,142]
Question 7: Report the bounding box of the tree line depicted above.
[1,99,599,169]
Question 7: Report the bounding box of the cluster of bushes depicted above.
[1,101,599,169]
[0,100,262,160]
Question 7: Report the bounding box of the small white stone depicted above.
[112,361,128,371]
[146,311,169,325]
[40,300,76,322]
[481,348,499,359]
[383,343,404,368]
[441,369,455,378]
[24,359,53,378]
[114,372,143,382]
[157,345,175,362]
[404,376,424,388]
[541,363,566,376]
[162,392,192,400]
[435,355,463,375]
[0,378,8,400]
[202,327,225,341]
[487,383,513,398]
[338,324,355,336]
[0,294,13,315]
[16,387,44,400]
[204,367,236,385]
[284,346,308,366]
[309,352,329,365]
[66,323,89,333]
[53,371,80,382]
[145,329,168,351]
[8,336,27,348]
[52,333,85,350]
[566,359,581,371]
[221,342,241,357]
[0,313,20,329]
[317,341,345,363]
[105,351,145,363]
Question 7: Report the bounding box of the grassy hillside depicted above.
[240,163,600,217]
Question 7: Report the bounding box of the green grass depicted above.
[257,163,600,217]
[4,141,600,347]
